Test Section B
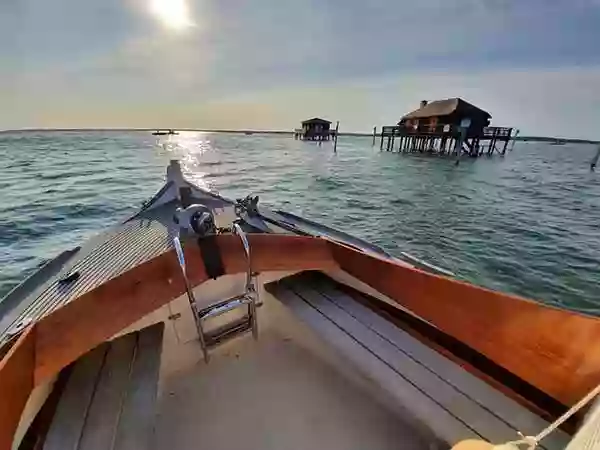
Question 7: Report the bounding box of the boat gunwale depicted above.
[2,233,600,448]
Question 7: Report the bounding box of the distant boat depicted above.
[244,131,253,135]
[152,129,178,136]
[551,139,566,146]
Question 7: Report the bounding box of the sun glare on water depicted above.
[149,0,193,30]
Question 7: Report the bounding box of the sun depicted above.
[149,0,193,30]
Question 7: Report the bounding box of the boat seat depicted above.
[266,272,570,450]
[42,322,164,450]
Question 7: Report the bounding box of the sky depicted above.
[1,0,600,138]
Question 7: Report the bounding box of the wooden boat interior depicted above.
[2,162,600,450]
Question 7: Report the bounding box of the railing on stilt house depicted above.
[379,124,514,157]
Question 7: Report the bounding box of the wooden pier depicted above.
[379,124,514,157]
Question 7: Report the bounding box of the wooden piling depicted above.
[591,145,600,171]
[333,121,339,153]
[501,136,509,155]
[454,126,467,165]
[509,129,520,152]
[378,124,513,161]
[372,126,376,146]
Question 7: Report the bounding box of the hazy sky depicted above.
[1,0,599,138]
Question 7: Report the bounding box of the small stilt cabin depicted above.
[294,118,334,141]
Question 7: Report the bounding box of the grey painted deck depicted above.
[0,181,234,345]
[266,272,570,449]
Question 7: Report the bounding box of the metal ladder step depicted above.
[173,218,259,363]
[196,295,253,321]
[196,288,258,362]
[203,315,253,348]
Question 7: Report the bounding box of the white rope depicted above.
[495,384,600,450]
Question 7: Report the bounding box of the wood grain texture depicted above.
[43,324,164,450]
[334,278,571,426]
[0,328,35,450]
[271,279,476,444]
[34,234,335,384]
[77,334,136,450]
[282,280,522,444]
[42,344,109,450]
[302,273,570,446]
[328,241,600,407]
[113,324,164,450]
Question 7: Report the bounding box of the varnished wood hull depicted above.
[1,229,600,447]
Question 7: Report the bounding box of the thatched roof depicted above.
[400,98,491,121]
[302,117,331,125]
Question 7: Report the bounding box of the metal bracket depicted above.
[234,195,260,218]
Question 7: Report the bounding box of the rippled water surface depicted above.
[1,131,599,313]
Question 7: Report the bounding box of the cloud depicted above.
[4,64,599,139]
[192,66,600,139]
[1,0,600,136]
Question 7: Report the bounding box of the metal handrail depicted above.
[381,124,513,137]
[232,223,253,293]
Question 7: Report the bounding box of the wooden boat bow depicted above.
[2,232,600,449]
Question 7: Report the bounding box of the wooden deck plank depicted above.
[270,282,479,445]
[310,276,571,449]
[77,333,137,450]
[328,241,600,409]
[281,279,520,445]
[113,323,164,450]
[43,343,109,450]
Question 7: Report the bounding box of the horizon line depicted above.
[0,127,597,144]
